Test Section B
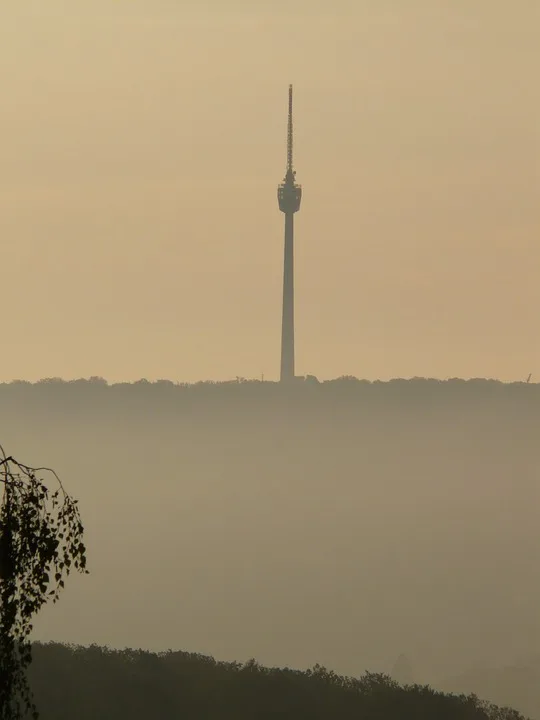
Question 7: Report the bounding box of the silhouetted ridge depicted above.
[28,642,527,720]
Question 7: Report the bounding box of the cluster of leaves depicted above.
[0,449,88,720]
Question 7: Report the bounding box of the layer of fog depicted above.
[3,382,539,695]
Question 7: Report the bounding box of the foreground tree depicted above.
[0,447,88,720]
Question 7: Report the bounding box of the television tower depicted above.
[277,84,302,383]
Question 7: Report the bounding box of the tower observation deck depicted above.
[277,84,302,383]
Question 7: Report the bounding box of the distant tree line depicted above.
[2,375,538,429]
[27,642,527,720]
[1,376,538,403]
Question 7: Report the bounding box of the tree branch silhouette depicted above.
[0,445,88,720]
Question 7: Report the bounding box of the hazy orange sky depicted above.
[1,1,538,382]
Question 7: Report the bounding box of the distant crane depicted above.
[277,85,302,383]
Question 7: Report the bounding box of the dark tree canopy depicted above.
[0,450,88,720]
[26,642,528,720]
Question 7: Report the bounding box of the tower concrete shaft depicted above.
[277,84,302,383]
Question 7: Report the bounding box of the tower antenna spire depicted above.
[287,84,294,175]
